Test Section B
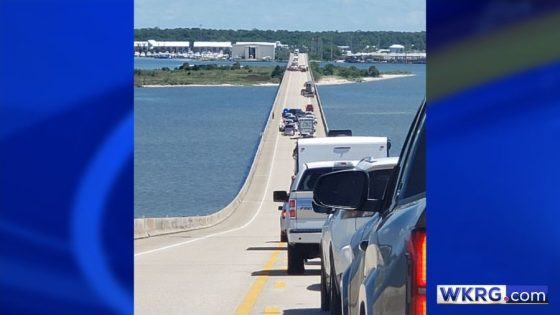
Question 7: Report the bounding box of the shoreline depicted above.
[137,73,414,88]
[316,73,415,86]
[139,82,279,88]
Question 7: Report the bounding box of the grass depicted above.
[380,70,413,75]
[135,67,280,86]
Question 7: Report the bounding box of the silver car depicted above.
[316,157,398,313]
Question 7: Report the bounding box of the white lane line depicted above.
[135,72,292,258]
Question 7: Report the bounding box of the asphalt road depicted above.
[135,54,328,315]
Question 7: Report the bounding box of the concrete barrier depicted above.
[308,64,330,134]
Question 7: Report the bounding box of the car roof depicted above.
[356,156,399,171]
[298,136,387,146]
[304,160,359,169]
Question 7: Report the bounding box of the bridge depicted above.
[135,53,329,314]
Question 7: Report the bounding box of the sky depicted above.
[134,0,425,31]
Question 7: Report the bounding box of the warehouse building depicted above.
[192,41,232,54]
[232,42,276,61]
[389,44,405,53]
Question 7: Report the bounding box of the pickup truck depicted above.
[274,160,357,274]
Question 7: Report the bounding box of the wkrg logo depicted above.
[437,285,548,304]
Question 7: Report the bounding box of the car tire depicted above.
[330,252,342,315]
[280,231,287,242]
[321,257,331,311]
[287,244,304,275]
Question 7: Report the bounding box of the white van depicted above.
[293,136,389,174]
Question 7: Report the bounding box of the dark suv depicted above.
[314,100,426,315]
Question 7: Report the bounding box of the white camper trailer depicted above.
[293,136,389,174]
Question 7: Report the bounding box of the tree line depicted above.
[134,28,426,61]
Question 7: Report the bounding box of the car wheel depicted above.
[321,257,331,311]
[280,231,287,242]
[330,252,342,315]
[287,244,304,275]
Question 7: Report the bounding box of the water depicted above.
[319,64,425,156]
[134,57,287,70]
[135,86,276,217]
[134,63,425,217]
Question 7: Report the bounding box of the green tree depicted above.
[270,65,285,79]
[310,61,322,81]
[322,64,335,76]
[367,66,380,77]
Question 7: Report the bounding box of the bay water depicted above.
[135,61,424,217]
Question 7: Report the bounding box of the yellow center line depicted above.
[234,244,283,315]
[264,306,281,314]
[273,281,286,289]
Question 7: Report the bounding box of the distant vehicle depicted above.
[314,100,426,315]
[283,124,296,136]
[284,108,306,121]
[298,117,316,138]
[306,104,314,112]
[289,108,306,117]
[299,65,309,72]
[315,157,398,312]
[294,49,300,54]
[273,160,358,274]
[293,136,389,175]
[328,129,353,137]
[279,120,292,132]
[301,81,316,97]
[288,65,299,71]
[304,113,317,124]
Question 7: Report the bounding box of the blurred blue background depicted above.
[428,1,560,314]
[0,0,133,314]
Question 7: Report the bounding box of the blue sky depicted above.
[135,0,425,31]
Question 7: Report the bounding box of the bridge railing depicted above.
[307,59,330,135]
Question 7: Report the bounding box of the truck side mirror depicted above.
[273,191,289,202]
[313,170,369,210]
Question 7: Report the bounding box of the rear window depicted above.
[296,167,345,191]
[368,168,394,199]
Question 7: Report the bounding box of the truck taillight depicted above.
[409,229,426,315]
[289,199,296,218]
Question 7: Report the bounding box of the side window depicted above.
[400,124,425,200]
[368,169,393,200]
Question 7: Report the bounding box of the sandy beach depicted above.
[139,74,414,88]
[316,73,415,86]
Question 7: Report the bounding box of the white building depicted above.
[145,40,190,53]
[134,41,149,51]
[389,44,405,53]
[193,41,232,53]
[232,42,276,60]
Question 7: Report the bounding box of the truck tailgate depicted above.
[294,191,328,222]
